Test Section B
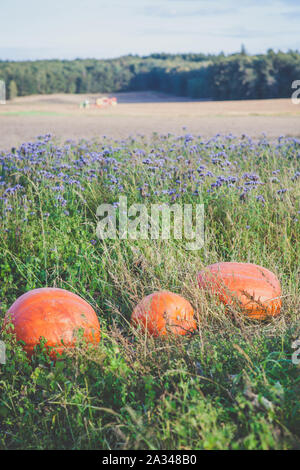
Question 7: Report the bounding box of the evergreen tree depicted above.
[0,51,299,100]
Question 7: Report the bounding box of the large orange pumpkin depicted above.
[131,291,197,337]
[198,262,281,319]
[4,288,100,358]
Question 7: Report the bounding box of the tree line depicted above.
[1,49,299,100]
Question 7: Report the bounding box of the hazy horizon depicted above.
[1,47,299,63]
[1,0,299,61]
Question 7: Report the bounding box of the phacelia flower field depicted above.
[0,132,299,449]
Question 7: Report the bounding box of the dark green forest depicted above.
[1,50,300,100]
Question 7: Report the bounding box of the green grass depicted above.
[0,133,299,450]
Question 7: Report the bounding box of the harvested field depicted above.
[0,92,299,150]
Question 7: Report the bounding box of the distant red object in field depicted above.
[131,291,197,337]
[4,288,100,358]
[198,262,281,319]
[96,96,117,108]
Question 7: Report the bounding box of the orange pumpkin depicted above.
[198,262,281,319]
[4,288,100,358]
[131,291,197,337]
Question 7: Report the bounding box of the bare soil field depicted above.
[0,92,299,150]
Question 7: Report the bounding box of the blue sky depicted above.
[0,0,299,60]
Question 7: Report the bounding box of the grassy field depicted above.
[0,131,299,450]
[1,93,300,150]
